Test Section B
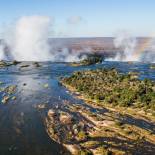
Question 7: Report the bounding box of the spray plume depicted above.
[0,16,87,62]
[0,42,5,60]
[106,31,155,63]
[12,16,52,61]
[106,31,138,61]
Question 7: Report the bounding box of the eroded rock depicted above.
[59,112,73,124]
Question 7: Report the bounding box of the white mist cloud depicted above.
[0,43,5,60]
[106,31,138,62]
[11,16,52,61]
[114,31,137,61]
[140,38,155,63]
[67,16,83,25]
[0,15,87,62]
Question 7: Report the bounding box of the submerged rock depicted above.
[44,83,49,88]
[0,60,21,68]
[5,85,17,94]
[23,83,27,86]
[20,64,30,68]
[0,85,17,104]
[0,61,13,67]
[35,103,46,110]
[150,64,155,69]
[48,109,56,117]
[59,112,73,124]
[0,61,8,67]
[12,96,16,100]
[0,81,4,85]
[11,60,21,65]
[2,96,10,104]
[33,62,41,67]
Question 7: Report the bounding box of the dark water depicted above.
[0,61,155,155]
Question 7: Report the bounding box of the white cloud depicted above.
[67,16,83,25]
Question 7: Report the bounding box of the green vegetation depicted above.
[70,54,104,66]
[77,130,87,141]
[62,68,155,110]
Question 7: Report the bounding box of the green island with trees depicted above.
[69,54,104,66]
[61,68,155,112]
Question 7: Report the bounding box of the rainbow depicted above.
[133,37,154,58]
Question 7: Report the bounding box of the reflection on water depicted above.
[0,61,155,155]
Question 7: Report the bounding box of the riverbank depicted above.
[58,68,155,154]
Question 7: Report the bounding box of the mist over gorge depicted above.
[0,16,87,62]
[0,16,154,63]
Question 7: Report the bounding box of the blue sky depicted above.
[0,0,155,37]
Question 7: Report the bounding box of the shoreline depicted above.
[60,81,155,142]
[61,81,155,121]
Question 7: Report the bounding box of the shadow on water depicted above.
[79,136,155,155]
[118,114,155,134]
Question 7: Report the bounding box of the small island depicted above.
[61,68,155,112]
[69,54,104,66]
